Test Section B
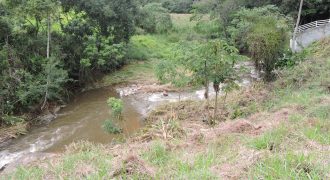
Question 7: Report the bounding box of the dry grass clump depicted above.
[147,83,269,125]
[0,122,28,144]
[111,155,156,179]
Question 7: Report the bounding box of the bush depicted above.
[102,119,122,134]
[138,3,173,34]
[107,97,123,118]
[275,50,307,69]
[246,17,289,81]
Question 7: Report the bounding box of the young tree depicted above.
[202,40,241,123]
[247,17,288,81]
[156,40,244,124]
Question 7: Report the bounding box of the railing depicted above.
[297,19,330,33]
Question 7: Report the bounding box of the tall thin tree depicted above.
[292,0,304,51]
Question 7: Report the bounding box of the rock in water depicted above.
[163,90,168,97]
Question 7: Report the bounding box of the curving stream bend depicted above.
[0,61,258,169]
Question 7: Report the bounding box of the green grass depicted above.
[142,141,170,166]
[248,126,289,151]
[249,153,324,179]
[101,60,156,85]
[173,151,217,179]
[127,34,177,60]
[2,142,113,179]
[140,141,218,179]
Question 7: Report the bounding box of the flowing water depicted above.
[0,87,142,169]
[0,61,259,169]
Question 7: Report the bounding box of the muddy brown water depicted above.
[0,87,143,168]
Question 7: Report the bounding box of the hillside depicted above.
[2,37,329,179]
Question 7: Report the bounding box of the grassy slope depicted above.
[100,14,197,86]
[3,19,330,179]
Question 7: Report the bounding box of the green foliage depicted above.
[18,57,69,107]
[228,5,290,52]
[228,6,290,81]
[2,115,25,126]
[0,0,137,122]
[194,19,222,39]
[162,0,194,13]
[247,19,287,81]
[107,97,123,117]
[82,36,126,71]
[103,97,123,134]
[138,3,173,34]
[243,0,330,24]
[155,60,190,88]
[275,49,307,68]
[102,119,122,134]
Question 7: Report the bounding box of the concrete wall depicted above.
[291,23,330,52]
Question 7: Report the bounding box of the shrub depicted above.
[103,97,123,134]
[275,49,307,69]
[247,17,288,81]
[138,3,173,34]
[102,119,122,134]
[107,97,123,118]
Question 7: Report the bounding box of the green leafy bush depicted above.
[102,119,122,134]
[275,50,307,69]
[103,97,123,134]
[107,97,123,118]
[137,3,173,34]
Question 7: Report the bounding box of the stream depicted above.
[0,61,259,169]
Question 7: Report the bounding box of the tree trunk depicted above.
[47,13,51,59]
[214,91,218,120]
[292,0,304,51]
[42,13,51,110]
[204,60,210,111]
[6,36,12,77]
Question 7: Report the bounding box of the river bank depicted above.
[0,56,258,171]
[2,38,329,179]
